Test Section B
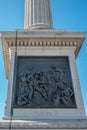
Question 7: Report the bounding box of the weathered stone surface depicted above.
[0,0,86,130]
[1,30,85,79]
[3,47,85,120]
[0,119,87,130]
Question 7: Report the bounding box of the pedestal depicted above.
[1,29,86,130]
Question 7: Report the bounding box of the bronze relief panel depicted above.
[15,57,76,108]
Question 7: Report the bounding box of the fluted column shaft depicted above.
[24,0,53,29]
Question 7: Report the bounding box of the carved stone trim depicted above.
[8,41,79,47]
[1,30,85,79]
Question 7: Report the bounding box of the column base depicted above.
[0,119,87,130]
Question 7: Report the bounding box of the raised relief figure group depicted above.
[16,65,74,108]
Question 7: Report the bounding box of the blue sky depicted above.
[0,0,87,119]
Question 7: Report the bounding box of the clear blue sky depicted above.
[0,0,87,119]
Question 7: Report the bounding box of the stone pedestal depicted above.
[1,0,87,129]
[1,29,87,130]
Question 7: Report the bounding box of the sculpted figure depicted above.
[60,84,73,105]
[48,66,60,97]
[17,70,34,106]
[33,72,49,100]
[16,64,74,108]
[48,66,66,101]
[26,73,34,102]
[17,73,30,106]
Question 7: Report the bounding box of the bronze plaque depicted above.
[15,57,76,108]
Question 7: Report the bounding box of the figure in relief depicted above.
[17,70,34,106]
[33,72,49,101]
[16,65,75,108]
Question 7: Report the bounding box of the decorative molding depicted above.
[7,41,79,47]
[1,29,86,38]
[1,30,85,79]
[0,119,87,129]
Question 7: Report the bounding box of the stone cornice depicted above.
[1,29,86,38]
[1,29,86,79]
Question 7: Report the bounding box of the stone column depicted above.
[24,0,53,29]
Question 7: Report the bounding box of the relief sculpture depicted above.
[15,64,76,108]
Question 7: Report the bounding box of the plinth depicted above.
[0,29,87,130]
